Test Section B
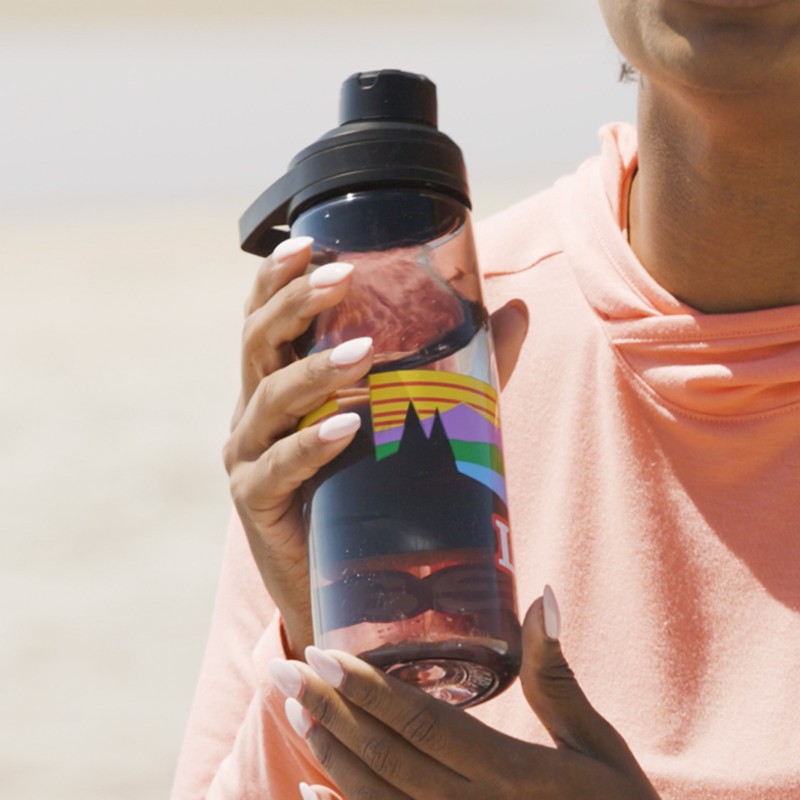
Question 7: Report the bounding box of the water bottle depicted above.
[239,70,521,707]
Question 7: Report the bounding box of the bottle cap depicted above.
[239,70,470,256]
[338,70,437,127]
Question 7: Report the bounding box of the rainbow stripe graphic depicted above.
[369,370,506,502]
[298,369,507,503]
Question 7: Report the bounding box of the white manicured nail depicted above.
[285,697,313,739]
[318,413,361,443]
[543,584,561,641]
[305,646,345,689]
[273,236,314,264]
[299,782,320,800]
[268,659,303,699]
[330,337,373,367]
[309,262,354,288]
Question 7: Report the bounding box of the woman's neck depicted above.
[628,79,800,313]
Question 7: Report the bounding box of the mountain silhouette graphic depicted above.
[309,403,509,565]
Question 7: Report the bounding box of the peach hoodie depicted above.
[171,124,800,800]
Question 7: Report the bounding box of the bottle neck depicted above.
[291,188,468,254]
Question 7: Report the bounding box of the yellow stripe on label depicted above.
[368,369,498,430]
[369,369,498,396]
[298,398,340,430]
[298,370,499,433]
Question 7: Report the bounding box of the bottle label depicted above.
[301,368,507,504]
[368,369,507,504]
[300,356,516,572]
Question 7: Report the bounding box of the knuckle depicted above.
[229,395,246,433]
[360,736,397,777]
[257,260,275,298]
[303,352,318,385]
[241,350,265,387]
[256,378,299,439]
[221,437,236,473]
[227,465,252,506]
[308,347,336,382]
[255,372,278,411]
[242,293,254,317]
[353,785,382,800]
[260,453,282,491]
[294,428,317,465]
[241,320,273,370]
[314,735,337,774]
[537,652,579,701]
[241,312,258,348]
[301,353,327,393]
[312,695,337,729]
[400,707,441,749]
[348,678,382,715]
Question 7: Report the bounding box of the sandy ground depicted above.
[0,4,635,797]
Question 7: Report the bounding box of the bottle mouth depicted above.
[339,69,438,127]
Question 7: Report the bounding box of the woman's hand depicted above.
[223,237,375,656]
[269,588,660,800]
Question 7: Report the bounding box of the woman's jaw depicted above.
[598,0,800,98]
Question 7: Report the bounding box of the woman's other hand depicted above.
[271,588,660,800]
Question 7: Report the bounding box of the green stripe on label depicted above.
[375,439,504,474]
[449,441,505,475]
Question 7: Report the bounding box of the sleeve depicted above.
[170,511,333,799]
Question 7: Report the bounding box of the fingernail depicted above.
[305,646,345,689]
[330,337,373,367]
[268,659,304,699]
[273,236,314,264]
[543,584,561,640]
[318,413,361,443]
[285,697,314,739]
[299,782,320,800]
[309,262,354,288]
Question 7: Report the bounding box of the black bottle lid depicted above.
[239,69,471,257]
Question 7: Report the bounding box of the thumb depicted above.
[490,300,529,389]
[520,586,639,771]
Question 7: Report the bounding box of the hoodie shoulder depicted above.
[475,185,565,279]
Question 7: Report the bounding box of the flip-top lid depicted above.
[239,70,470,256]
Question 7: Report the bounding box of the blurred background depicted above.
[0,1,635,797]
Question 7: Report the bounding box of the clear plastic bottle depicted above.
[240,71,521,707]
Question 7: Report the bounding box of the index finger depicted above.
[244,236,314,316]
